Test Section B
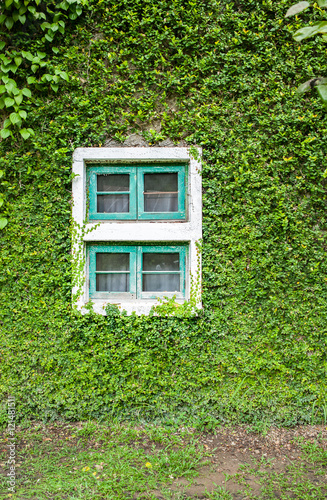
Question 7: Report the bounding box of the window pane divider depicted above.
[142,271,181,274]
[96,191,130,194]
[96,271,130,274]
[143,191,178,194]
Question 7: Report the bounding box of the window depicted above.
[89,244,186,299]
[72,147,202,315]
[88,164,186,220]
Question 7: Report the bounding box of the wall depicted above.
[0,0,326,426]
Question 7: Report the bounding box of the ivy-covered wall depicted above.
[1,0,327,426]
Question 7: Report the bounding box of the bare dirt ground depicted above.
[167,424,327,499]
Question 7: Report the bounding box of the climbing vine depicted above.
[0,0,88,228]
[0,0,327,427]
[285,0,327,105]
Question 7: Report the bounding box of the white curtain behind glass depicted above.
[144,173,178,212]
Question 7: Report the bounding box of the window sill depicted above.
[80,297,201,316]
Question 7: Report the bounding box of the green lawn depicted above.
[0,422,326,499]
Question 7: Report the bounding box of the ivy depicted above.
[285,0,327,106]
[0,0,88,227]
[0,0,327,427]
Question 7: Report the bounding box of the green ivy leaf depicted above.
[0,128,11,139]
[5,17,14,30]
[18,5,27,15]
[14,57,22,67]
[293,21,327,41]
[22,88,32,98]
[31,64,39,73]
[41,21,51,30]
[44,33,54,42]
[9,112,21,125]
[22,51,34,62]
[285,1,310,18]
[14,93,23,105]
[60,71,69,82]
[9,64,18,73]
[0,217,8,230]
[27,77,37,84]
[4,97,15,107]
[1,65,11,74]
[316,84,327,106]
[0,42,5,51]
[19,109,27,119]
[20,128,31,140]
[5,79,16,92]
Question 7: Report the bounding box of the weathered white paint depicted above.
[72,147,202,315]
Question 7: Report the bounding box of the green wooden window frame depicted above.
[88,244,187,300]
[137,165,185,220]
[88,165,137,220]
[87,164,186,220]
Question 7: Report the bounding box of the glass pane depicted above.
[97,174,129,192]
[143,253,180,272]
[144,173,178,213]
[96,253,129,272]
[144,193,178,212]
[96,273,129,292]
[142,274,180,292]
[144,173,178,192]
[97,194,129,213]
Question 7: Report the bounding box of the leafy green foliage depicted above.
[0,0,326,426]
[285,0,327,105]
[0,0,87,228]
[0,1,87,138]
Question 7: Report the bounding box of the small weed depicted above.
[204,483,233,499]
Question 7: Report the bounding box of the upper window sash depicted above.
[88,166,137,220]
[137,165,186,220]
[87,164,186,221]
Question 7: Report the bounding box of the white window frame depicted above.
[72,147,202,315]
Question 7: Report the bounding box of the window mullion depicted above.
[136,246,143,298]
[129,247,137,294]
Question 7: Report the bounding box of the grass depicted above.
[0,421,207,499]
[0,421,326,499]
